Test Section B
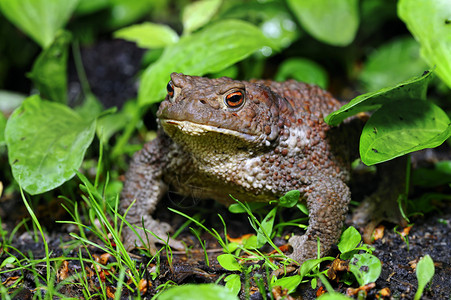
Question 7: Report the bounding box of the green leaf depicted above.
[158,284,238,300]
[287,0,359,46]
[182,0,222,34]
[0,256,17,269]
[318,293,353,300]
[224,274,241,296]
[138,19,276,106]
[338,226,361,257]
[275,58,328,89]
[360,37,428,92]
[0,112,6,146]
[217,254,242,271]
[398,0,451,89]
[257,207,276,247]
[414,255,435,300]
[0,0,79,48]
[360,98,451,166]
[5,95,96,194]
[325,70,432,126]
[105,0,156,29]
[349,253,381,286]
[272,275,302,294]
[220,2,299,49]
[27,31,71,104]
[114,22,179,49]
[277,190,301,208]
[299,257,334,278]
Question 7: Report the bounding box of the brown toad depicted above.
[120,72,358,263]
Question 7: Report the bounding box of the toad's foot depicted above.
[122,216,185,253]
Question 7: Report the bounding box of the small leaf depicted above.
[272,275,302,294]
[275,58,328,89]
[414,255,435,300]
[360,98,451,165]
[224,274,241,296]
[182,0,222,34]
[0,256,17,268]
[398,0,451,89]
[338,226,361,256]
[114,22,179,49]
[299,257,334,279]
[349,253,382,286]
[5,95,96,194]
[138,19,276,105]
[318,293,353,300]
[27,31,71,103]
[257,207,277,247]
[158,284,238,300]
[0,0,79,48]
[277,190,301,208]
[325,70,432,126]
[287,0,359,46]
[217,254,242,271]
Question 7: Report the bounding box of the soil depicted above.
[1,39,450,299]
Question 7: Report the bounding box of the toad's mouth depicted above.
[160,119,262,143]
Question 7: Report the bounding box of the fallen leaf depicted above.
[226,233,255,243]
[372,225,385,241]
[346,282,376,296]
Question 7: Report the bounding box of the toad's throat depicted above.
[159,119,263,143]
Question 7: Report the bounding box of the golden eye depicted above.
[167,81,174,98]
[225,90,245,108]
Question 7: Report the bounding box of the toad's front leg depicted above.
[288,178,351,263]
[120,138,184,252]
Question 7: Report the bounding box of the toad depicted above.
[120,73,359,263]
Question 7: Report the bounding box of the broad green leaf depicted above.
[325,70,432,126]
[360,98,451,166]
[138,19,276,106]
[398,0,451,89]
[182,0,222,34]
[27,31,71,104]
[349,253,381,286]
[217,254,242,271]
[0,0,79,48]
[275,58,328,89]
[318,293,353,300]
[360,37,428,92]
[338,226,361,257]
[277,190,300,208]
[224,274,241,296]
[5,95,96,194]
[299,257,334,279]
[158,284,238,300]
[219,2,299,49]
[414,255,435,300]
[114,22,179,49]
[75,0,109,15]
[257,207,276,247]
[287,0,359,46]
[105,0,156,29]
[272,275,302,293]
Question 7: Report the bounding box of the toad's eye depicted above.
[225,90,245,109]
[167,81,174,98]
